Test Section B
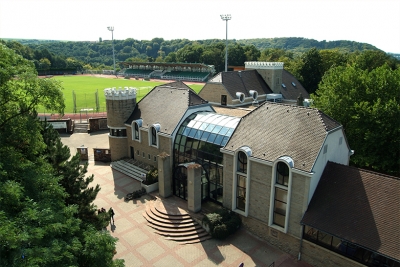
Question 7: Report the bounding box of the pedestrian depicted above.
[109,207,115,224]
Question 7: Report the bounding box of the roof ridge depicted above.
[328,161,400,180]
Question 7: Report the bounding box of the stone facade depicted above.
[245,62,284,94]
[109,136,128,161]
[199,84,231,105]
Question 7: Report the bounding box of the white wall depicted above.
[308,128,351,203]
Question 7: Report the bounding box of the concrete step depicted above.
[143,200,211,244]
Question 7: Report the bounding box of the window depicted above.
[233,147,251,216]
[273,187,287,227]
[109,128,127,137]
[149,124,160,147]
[137,150,140,155]
[142,152,145,158]
[236,174,246,211]
[151,127,157,145]
[148,154,151,160]
[323,144,328,154]
[276,162,289,186]
[270,158,292,232]
[237,151,247,173]
[132,119,142,142]
[154,156,157,162]
[221,95,227,106]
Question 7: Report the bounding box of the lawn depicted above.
[39,76,204,113]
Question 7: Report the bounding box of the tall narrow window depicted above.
[237,151,247,173]
[151,127,157,145]
[134,123,139,139]
[270,160,291,231]
[149,123,160,147]
[233,148,251,215]
[236,174,246,211]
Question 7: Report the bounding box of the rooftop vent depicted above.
[236,92,245,103]
[249,90,258,101]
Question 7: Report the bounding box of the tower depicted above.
[104,87,137,161]
[245,62,284,94]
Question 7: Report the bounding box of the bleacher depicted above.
[124,69,153,78]
[161,71,210,81]
[110,158,153,182]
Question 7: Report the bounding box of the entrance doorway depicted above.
[130,146,134,159]
[173,163,211,202]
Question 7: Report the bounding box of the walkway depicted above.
[60,132,312,267]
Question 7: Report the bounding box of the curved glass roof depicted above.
[180,112,240,147]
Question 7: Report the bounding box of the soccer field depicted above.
[42,75,204,113]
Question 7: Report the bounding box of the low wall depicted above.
[89,117,108,133]
[42,118,73,134]
[93,148,111,162]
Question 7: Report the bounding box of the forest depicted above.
[1,37,396,73]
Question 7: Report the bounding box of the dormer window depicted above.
[132,119,142,142]
[151,127,157,145]
[149,123,160,148]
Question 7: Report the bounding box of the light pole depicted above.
[107,26,116,76]
[220,14,231,72]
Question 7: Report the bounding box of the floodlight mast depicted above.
[107,26,116,76]
[220,14,231,72]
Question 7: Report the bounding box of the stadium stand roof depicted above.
[121,62,215,72]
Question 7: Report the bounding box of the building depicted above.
[199,62,309,107]
[105,66,400,267]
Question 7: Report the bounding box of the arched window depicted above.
[233,147,251,216]
[149,123,160,148]
[237,151,247,173]
[276,162,289,186]
[134,123,139,139]
[132,119,142,142]
[270,157,293,232]
[151,127,157,145]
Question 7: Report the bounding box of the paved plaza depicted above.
[60,131,312,267]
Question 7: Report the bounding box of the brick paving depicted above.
[60,132,312,267]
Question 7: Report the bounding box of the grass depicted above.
[39,76,204,114]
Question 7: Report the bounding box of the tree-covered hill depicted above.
[2,37,382,69]
[236,37,379,53]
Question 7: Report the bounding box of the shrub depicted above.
[143,167,158,185]
[202,208,242,239]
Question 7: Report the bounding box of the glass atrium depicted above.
[173,111,240,204]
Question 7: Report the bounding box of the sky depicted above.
[0,0,399,53]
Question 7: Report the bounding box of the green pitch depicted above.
[41,76,204,113]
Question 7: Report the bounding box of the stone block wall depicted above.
[89,118,108,132]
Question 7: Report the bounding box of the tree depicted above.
[228,43,246,67]
[0,44,124,266]
[312,65,400,176]
[299,47,323,94]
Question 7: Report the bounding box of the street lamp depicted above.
[220,14,231,72]
[107,26,116,76]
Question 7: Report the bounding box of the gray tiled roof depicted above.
[209,70,273,99]
[224,102,342,172]
[281,70,310,100]
[301,162,400,261]
[125,84,208,135]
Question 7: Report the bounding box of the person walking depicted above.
[109,207,115,224]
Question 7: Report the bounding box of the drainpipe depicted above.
[298,225,304,261]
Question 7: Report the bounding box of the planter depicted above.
[141,182,159,193]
